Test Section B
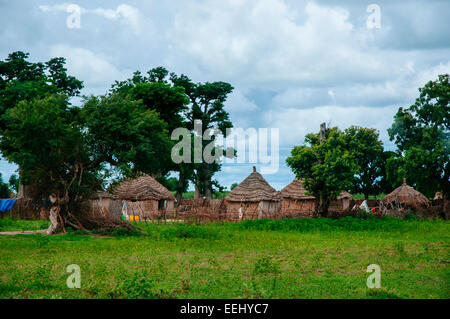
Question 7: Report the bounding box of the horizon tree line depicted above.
[0,51,448,223]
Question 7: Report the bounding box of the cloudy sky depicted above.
[1,0,449,190]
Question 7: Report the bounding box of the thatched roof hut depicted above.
[337,191,352,200]
[279,179,315,217]
[112,174,175,201]
[280,179,315,200]
[383,179,430,209]
[93,190,117,199]
[226,166,280,202]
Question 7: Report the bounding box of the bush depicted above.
[118,270,155,299]
[405,212,419,220]
[238,216,406,232]
[157,224,219,240]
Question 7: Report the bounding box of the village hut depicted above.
[89,191,122,220]
[111,174,175,220]
[328,191,353,212]
[337,191,353,210]
[434,192,443,200]
[225,166,281,221]
[280,179,315,217]
[383,178,430,210]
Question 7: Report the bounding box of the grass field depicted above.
[0,216,448,299]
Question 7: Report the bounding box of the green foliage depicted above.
[0,173,11,198]
[160,176,178,192]
[286,126,357,216]
[154,224,219,240]
[171,74,235,199]
[388,74,449,198]
[118,270,155,299]
[237,216,429,232]
[111,67,189,135]
[0,51,83,129]
[405,212,419,220]
[0,94,98,199]
[8,174,19,193]
[230,183,239,190]
[82,93,171,177]
[343,126,385,199]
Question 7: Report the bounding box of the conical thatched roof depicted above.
[93,190,118,199]
[280,179,315,200]
[226,167,280,202]
[337,191,352,200]
[383,179,429,208]
[112,174,175,201]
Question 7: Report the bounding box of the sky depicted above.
[1,0,449,190]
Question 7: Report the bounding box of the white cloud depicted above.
[39,3,142,34]
[49,45,126,92]
[225,90,258,113]
[265,104,398,149]
[4,0,449,189]
[91,5,141,34]
[167,1,408,88]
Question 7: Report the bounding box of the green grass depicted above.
[0,217,448,299]
[171,190,230,199]
[351,193,387,200]
[0,218,49,232]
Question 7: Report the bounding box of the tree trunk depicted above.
[46,205,62,235]
[175,171,186,207]
[194,174,201,199]
[202,165,213,199]
[315,192,329,217]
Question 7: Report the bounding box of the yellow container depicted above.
[134,216,139,222]
[129,215,134,222]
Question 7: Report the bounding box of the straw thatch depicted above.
[112,174,175,201]
[337,191,352,200]
[280,179,315,200]
[434,192,443,200]
[383,179,430,208]
[93,191,118,200]
[226,167,280,202]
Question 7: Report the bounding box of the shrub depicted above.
[118,270,155,299]
[238,216,406,232]
[157,224,219,240]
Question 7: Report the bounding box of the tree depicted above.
[0,51,83,129]
[110,67,189,135]
[82,93,172,178]
[378,150,399,194]
[343,126,384,200]
[230,183,239,190]
[0,95,100,232]
[286,126,357,217]
[171,74,234,199]
[0,51,83,196]
[110,67,192,196]
[0,173,11,198]
[160,176,178,192]
[388,74,449,199]
[0,93,172,233]
[8,174,19,193]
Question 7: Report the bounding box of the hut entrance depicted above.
[158,200,166,211]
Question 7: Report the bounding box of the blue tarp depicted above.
[0,199,17,212]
